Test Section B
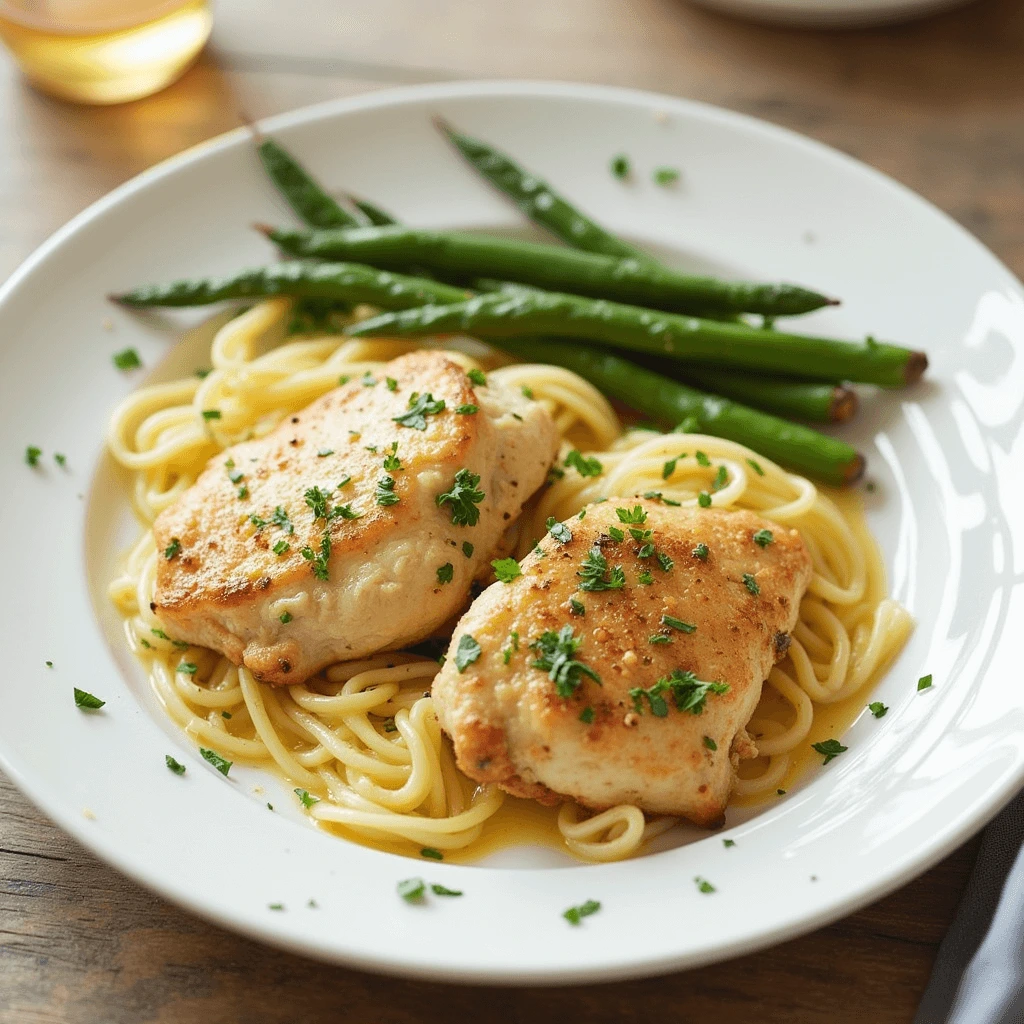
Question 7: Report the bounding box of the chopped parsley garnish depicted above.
[279,611,293,624]
[711,465,729,491]
[385,376,398,392]
[398,878,425,902]
[746,458,765,476]
[393,391,446,430]
[300,533,332,580]
[608,526,625,542]
[382,451,403,473]
[338,375,351,385]
[530,625,601,698]
[662,458,678,480]
[436,468,485,526]
[431,884,463,897]
[662,615,696,633]
[337,476,351,489]
[547,466,566,483]
[578,509,587,520]
[648,633,671,645]
[462,541,474,559]
[723,838,735,848]
[637,569,654,585]
[317,448,334,458]
[753,529,774,548]
[268,903,284,911]
[812,739,848,764]
[654,166,680,186]
[112,347,142,370]
[200,748,232,775]
[421,848,444,861]
[236,485,248,499]
[546,517,572,544]
[362,371,376,387]
[202,409,221,420]
[250,514,268,530]
[164,537,181,560]
[455,403,478,415]
[703,736,718,751]
[564,449,603,477]
[697,491,712,508]
[271,506,294,534]
[436,562,454,584]
[615,505,647,525]
[375,475,400,506]
[25,445,42,466]
[694,876,716,894]
[693,542,709,561]
[294,788,320,809]
[695,451,711,467]
[466,368,487,386]
[742,573,760,596]
[642,490,682,506]
[630,669,728,717]
[918,674,933,691]
[195,367,212,379]
[45,660,53,667]
[579,706,595,724]
[177,662,198,675]
[305,486,331,519]
[165,755,186,775]
[502,630,520,665]
[521,385,535,399]
[54,452,67,467]
[656,551,674,572]
[868,701,888,718]
[455,634,482,672]
[74,688,105,710]
[577,545,625,592]
[273,540,289,556]
[569,598,585,616]
[563,899,601,925]
[611,153,630,178]
[333,503,361,520]
[492,557,522,583]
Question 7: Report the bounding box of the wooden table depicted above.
[3,1,1021,1019]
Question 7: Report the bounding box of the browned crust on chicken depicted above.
[432,501,813,826]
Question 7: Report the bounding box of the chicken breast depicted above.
[152,351,559,685]
[432,499,813,826]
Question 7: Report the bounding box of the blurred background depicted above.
[1,2,1023,1022]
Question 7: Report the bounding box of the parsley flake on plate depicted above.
[918,673,933,691]
[563,899,601,925]
[25,445,42,467]
[421,848,444,861]
[723,838,736,848]
[200,748,232,776]
[610,153,630,178]
[398,877,426,903]
[466,368,487,386]
[654,166,680,186]
[694,876,716,894]
[165,755,186,775]
[112,347,142,371]
[74,688,105,710]
[294,788,320,809]
[431,884,463,897]
[868,701,888,718]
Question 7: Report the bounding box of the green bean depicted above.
[345,290,925,389]
[109,262,469,310]
[681,367,857,423]
[261,225,837,317]
[257,138,359,229]
[346,194,399,227]
[496,338,864,485]
[434,116,653,263]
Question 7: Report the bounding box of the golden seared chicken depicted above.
[432,500,813,827]
[152,351,559,685]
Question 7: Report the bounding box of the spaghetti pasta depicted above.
[107,298,912,862]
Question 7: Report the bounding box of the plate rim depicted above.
[1,77,1020,984]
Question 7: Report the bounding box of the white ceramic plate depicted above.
[1,80,1022,984]
[685,0,975,28]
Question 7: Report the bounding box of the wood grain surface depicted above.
[3,0,1022,1020]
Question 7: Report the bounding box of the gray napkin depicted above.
[915,791,1024,1023]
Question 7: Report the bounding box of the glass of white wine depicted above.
[0,0,212,104]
